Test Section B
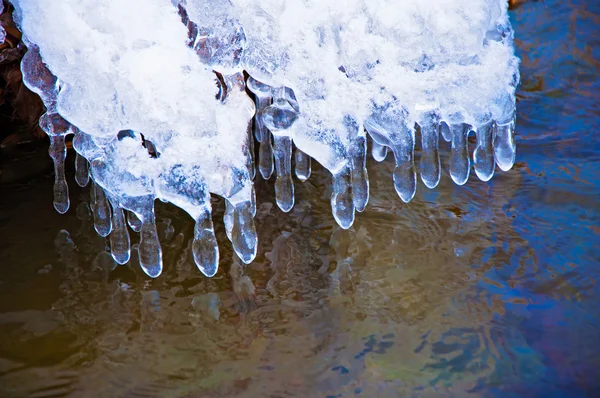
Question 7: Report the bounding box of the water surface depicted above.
[1,0,599,396]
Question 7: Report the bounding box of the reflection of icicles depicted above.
[231,200,257,264]
[90,181,112,237]
[473,120,495,181]
[93,251,117,278]
[331,167,354,229]
[449,123,471,185]
[294,148,311,182]
[157,218,175,242]
[494,119,516,171]
[371,140,387,162]
[230,256,256,313]
[74,153,89,187]
[247,76,274,180]
[108,197,130,265]
[191,293,221,322]
[48,135,69,213]
[273,135,294,212]
[126,211,142,232]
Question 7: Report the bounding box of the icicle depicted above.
[262,86,300,130]
[20,44,59,111]
[231,200,257,264]
[108,197,131,265]
[371,140,387,162]
[419,114,441,189]
[273,134,294,212]
[249,185,257,217]
[364,104,415,203]
[90,181,112,236]
[221,72,257,183]
[263,86,300,212]
[192,207,219,277]
[473,120,495,181]
[391,129,416,203]
[247,76,274,179]
[127,210,142,232]
[48,134,69,214]
[224,199,234,242]
[23,47,72,213]
[74,153,89,187]
[449,123,471,185]
[154,164,222,277]
[247,126,256,180]
[494,119,516,171]
[258,131,274,179]
[135,197,163,278]
[331,166,355,229]
[72,129,103,162]
[440,122,452,142]
[347,118,369,212]
[294,148,311,182]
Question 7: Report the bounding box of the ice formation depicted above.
[0,3,5,44]
[10,0,519,278]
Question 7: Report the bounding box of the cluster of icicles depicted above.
[20,7,516,279]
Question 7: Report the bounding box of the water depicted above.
[1,0,599,396]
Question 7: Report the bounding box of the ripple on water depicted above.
[1,0,600,395]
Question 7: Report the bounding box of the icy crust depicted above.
[178,0,518,221]
[12,0,518,278]
[14,0,250,168]
[228,0,517,153]
[13,0,257,277]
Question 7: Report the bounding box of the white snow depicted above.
[11,0,519,277]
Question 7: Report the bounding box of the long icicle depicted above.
[48,134,69,214]
[108,196,131,265]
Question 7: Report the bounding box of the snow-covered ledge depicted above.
[11,0,519,278]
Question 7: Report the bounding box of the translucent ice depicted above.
[0,3,5,44]
[108,197,131,265]
[11,0,519,277]
[294,149,311,182]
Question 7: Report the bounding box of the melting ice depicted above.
[10,0,519,277]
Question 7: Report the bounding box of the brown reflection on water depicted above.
[0,144,551,397]
[3,0,600,395]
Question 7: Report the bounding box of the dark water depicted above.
[1,1,599,396]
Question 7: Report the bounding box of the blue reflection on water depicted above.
[478,0,600,394]
[0,1,599,397]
